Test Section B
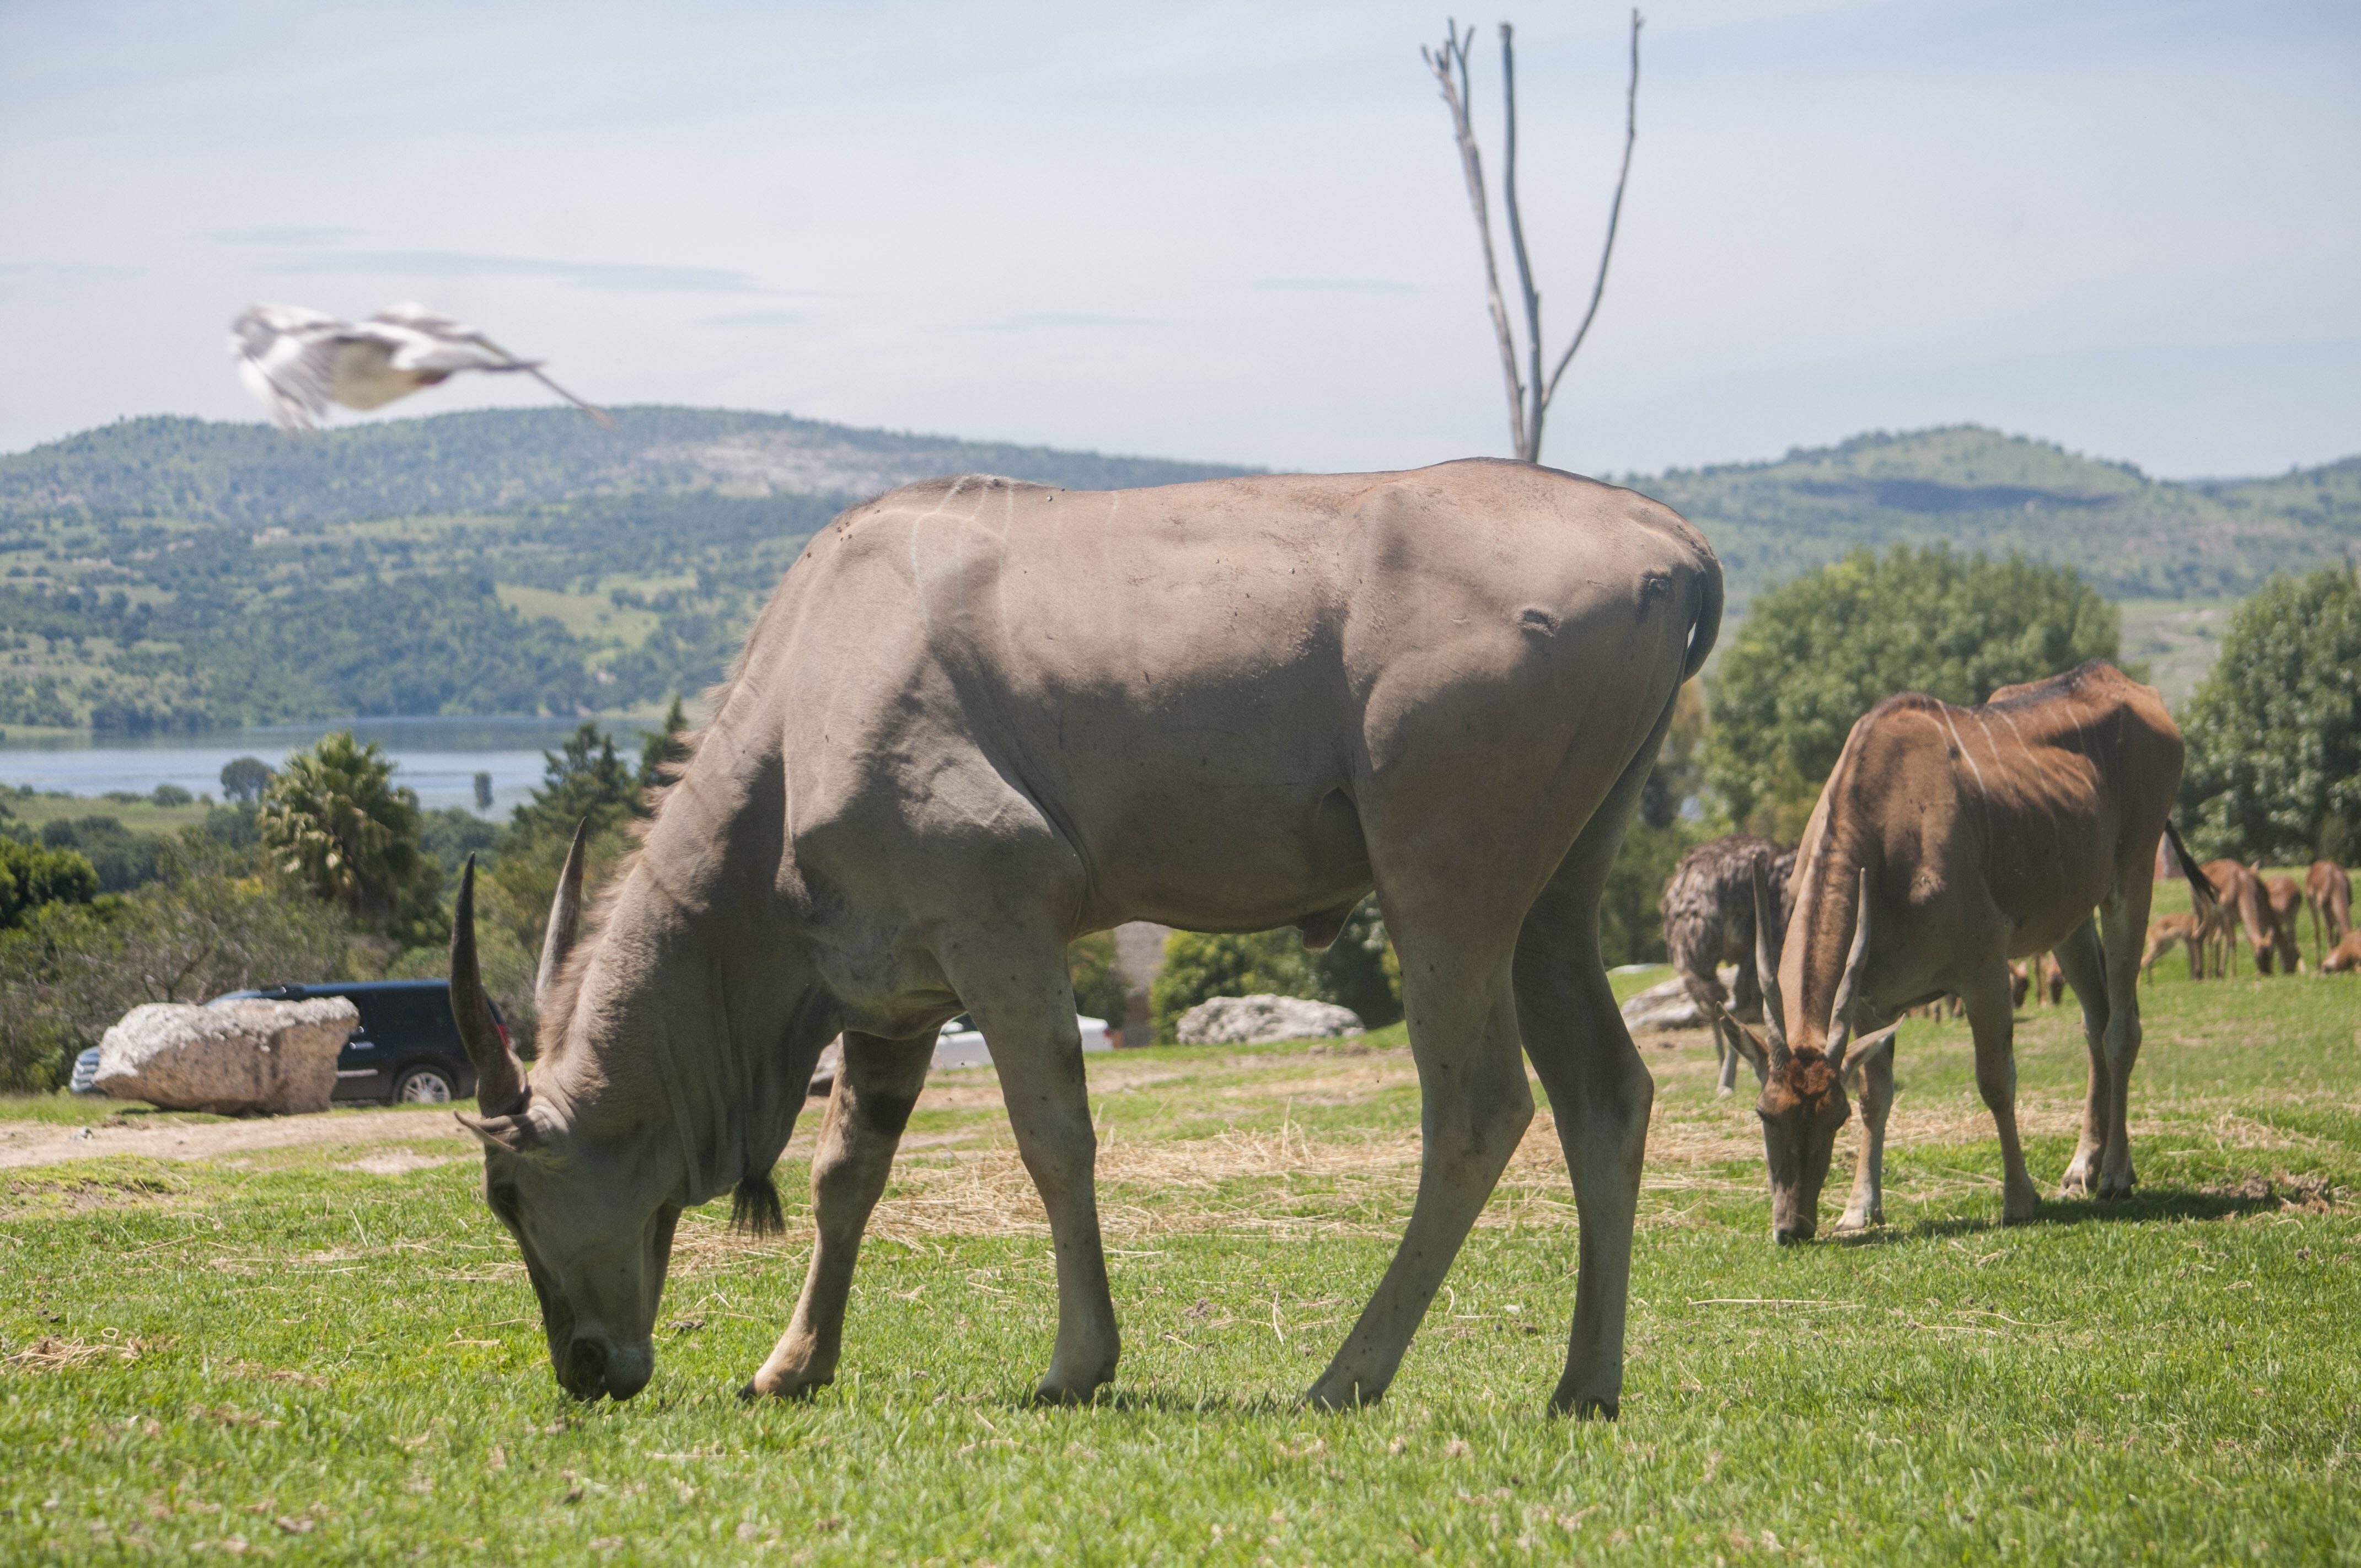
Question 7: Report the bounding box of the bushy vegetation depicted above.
[0,835,368,1091]
[1149,899,1402,1041]
[1704,545,2119,836]
[2178,566,2361,863]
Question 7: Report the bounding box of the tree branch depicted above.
[1541,7,1643,414]
[1498,23,1546,463]
[1424,21,1526,460]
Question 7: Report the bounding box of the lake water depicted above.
[0,716,659,818]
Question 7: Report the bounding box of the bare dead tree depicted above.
[1423,12,1642,465]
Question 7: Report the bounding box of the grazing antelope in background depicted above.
[2324,931,2361,974]
[1711,662,2210,1241]
[2196,860,2277,976]
[2308,860,2354,970]
[2260,872,2307,975]
[2143,914,2201,981]
[1660,835,1796,1096]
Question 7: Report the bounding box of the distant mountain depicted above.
[0,411,2352,733]
[0,406,1257,528]
[1631,426,2361,609]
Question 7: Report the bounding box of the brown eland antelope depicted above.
[2306,860,2353,970]
[2260,872,2307,975]
[1660,834,1795,1096]
[444,461,1721,1416]
[1709,662,2210,1241]
[2324,930,2361,973]
[2142,913,2201,981]
[2196,860,2272,977]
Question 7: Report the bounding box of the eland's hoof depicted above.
[1549,1389,1619,1420]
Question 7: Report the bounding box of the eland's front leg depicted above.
[973,992,1119,1404]
[748,1030,934,1399]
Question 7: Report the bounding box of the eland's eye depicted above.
[487,1185,522,1225]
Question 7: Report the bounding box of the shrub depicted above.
[1067,932,1127,1030]
[0,834,373,1092]
[0,839,99,931]
[1148,897,1402,1042]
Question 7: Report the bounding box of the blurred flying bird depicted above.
[229,302,614,431]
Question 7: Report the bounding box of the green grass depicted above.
[5,968,2356,1564]
[0,793,221,834]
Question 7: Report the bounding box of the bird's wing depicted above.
[363,302,613,426]
[229,304,347,431]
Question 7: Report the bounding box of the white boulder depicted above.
[93,998,361,1115]
[1175,994,1364,1046]
[1619,976,1709,1033]
[1619,964,1742,1034]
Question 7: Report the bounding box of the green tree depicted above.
[219,755,273,804]
[0,839,99,930]
[512,722,640,845]
[1706,546,2118,835]
[2178,567,2361,863]
[638,696,694,794]
[259,730,437,931]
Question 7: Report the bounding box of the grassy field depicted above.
[3,962,2355,1564]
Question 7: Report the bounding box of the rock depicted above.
[807,1038,844,1098]
[1620,964,1745,1034]
[1174,994,1364,1047]
[93,998,360,1115]
[1619,976,1709,1033]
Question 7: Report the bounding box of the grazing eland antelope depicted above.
[2305,860,2352,970]
[1709,662,2209,1242]
[447,460,1721,1416]
[2324,930,2361,974]
[2142,913,2201,981]
[2260,872,2307,975]
[2196,861,2273,977]
[1659,834,1795,1096]
[230,302,612,431]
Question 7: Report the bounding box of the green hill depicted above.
[1632,426,2360,610]
[0,411,2352,732]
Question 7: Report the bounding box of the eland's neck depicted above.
[536,770,840,1206]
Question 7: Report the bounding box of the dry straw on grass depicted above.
[3,1334,149,1373]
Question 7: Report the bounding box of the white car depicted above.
[935,1013,1110,1070]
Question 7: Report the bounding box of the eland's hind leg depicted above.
[749,1030,935,1399]
[1306,947,1531,1410]
[2094,887,2152,1198]
[1510,729,1666,1418]
[2053,920,2113,1198]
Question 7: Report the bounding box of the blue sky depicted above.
[2,0,2354,477]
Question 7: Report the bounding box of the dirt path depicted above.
[0,1107,474,1170]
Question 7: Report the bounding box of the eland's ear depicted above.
[456,1111,542,1154]
[1840,1023,1900,1078]
[1706,998,1773,1084]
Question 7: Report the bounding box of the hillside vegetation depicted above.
[1636,426,2361,610]
[1,411,2352,730]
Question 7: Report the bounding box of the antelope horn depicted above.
[536,819,591,1001]
[1750,858,1790,1067]
[1826,866,1875,1059]
[452,855,527,1115]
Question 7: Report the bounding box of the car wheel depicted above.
[393,1065,457,1104]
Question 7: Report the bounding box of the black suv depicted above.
[207,979,505,1104]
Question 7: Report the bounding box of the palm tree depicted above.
[259,731,429,926]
